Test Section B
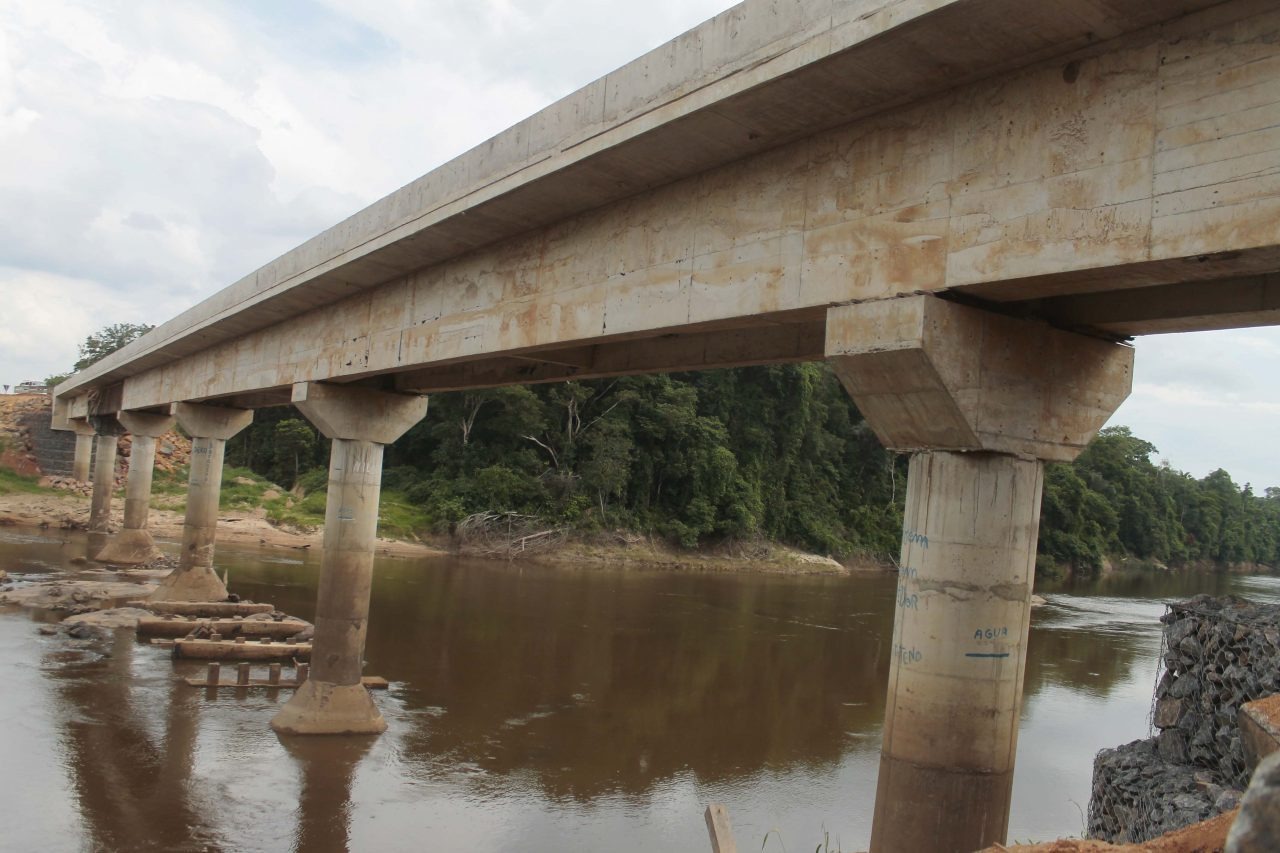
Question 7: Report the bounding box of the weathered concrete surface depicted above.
[87,432,118,558]
[828,299,1131,850]
[290,382,429,444]
[69,419,94,481]
[52,0,1280,416]
[826,295,1134,462]
[1227,751,1280,852]
[151,403,253,602]
[1241,696,1280,774]
[870,451,1043,852]
[96,411,175,565]
[271,385,427,735]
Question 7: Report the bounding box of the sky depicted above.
[0,0,1277,489]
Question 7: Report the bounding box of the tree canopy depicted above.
[73,323,154,372]
[223,365,1280,575]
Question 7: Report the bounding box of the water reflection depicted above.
[282,736,371,853]
[45,626,218,852]
[3,525,1278,852]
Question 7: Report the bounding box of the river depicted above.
[1,525,1278,852]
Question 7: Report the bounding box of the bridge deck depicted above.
[54,0,1280,412]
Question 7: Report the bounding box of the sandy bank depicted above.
[0,491,888,574]
[0,491,442,559]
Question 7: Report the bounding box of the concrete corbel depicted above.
[825,295,1134,462]
[291,382,428,445]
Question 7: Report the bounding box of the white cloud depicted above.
[1112,329,1280,489]
[0,0,1277,490]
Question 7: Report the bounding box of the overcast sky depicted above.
[1,1,1277,489]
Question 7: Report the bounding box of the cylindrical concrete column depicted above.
[96,410,174,565]
[273,439,385,733]
[182,436,224,571]
[153,437,226,600]
[152,403,252,602]
[313,439,382,686]
[870,451,1044,853]
[72,433,93,481]
[271,381,427,736]
[88,433,118,558]
[123,432,158,530]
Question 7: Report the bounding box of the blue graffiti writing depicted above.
[902,529,929,549]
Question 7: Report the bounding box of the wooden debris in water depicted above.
[137,616,310,639]
[133,600,275,617]
[168,637,312,661]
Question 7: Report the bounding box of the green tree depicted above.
[272,418,317,488]
[73,322,155,371]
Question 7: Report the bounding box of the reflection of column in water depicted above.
[49,628,210,850]
[280,734,373,853]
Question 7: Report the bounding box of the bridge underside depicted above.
[56,0,1280,417]
[47,1,1280,850]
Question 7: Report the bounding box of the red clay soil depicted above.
[984,809,1237,853]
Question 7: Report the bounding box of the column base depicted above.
[871,755,1014,852]
[270,681,387,736]
[94,528,162,565]
[150,566,228,602]
[86,531,110,561]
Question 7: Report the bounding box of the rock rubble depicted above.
[1089,594,1280,843]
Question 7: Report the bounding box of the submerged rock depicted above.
[0,580,156,611]
[61,607,151,629]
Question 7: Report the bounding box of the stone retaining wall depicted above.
[1154,595,1280,787]
[1088,594,1280,842]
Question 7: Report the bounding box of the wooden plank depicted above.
[182,676,389,690]
[172,638,311,661]
[134,601,275,617]
[137,616,310,639]
[704,804,737,853]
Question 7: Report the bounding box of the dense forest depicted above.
[222,363,1280,576]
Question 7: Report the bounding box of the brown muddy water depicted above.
[1,526,1278,853]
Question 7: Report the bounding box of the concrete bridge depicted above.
[49,0,1280,849]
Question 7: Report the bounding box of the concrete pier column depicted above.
[95,409,176,565]
[873,450,1043,850]
[271,382,427,736]
[70,419,95,481]
[151,403,253,602]
[826,295,1133,852]
[88,428,120,559]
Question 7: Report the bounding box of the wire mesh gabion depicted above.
[1088,594,1279,842]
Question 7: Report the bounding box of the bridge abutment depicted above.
[270,382,428,736]
[826,295,1133,852]
[151,403,253,602]
[96,410,175,565]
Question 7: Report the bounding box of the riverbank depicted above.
[0,490,870,574]
[0,492,439,559]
